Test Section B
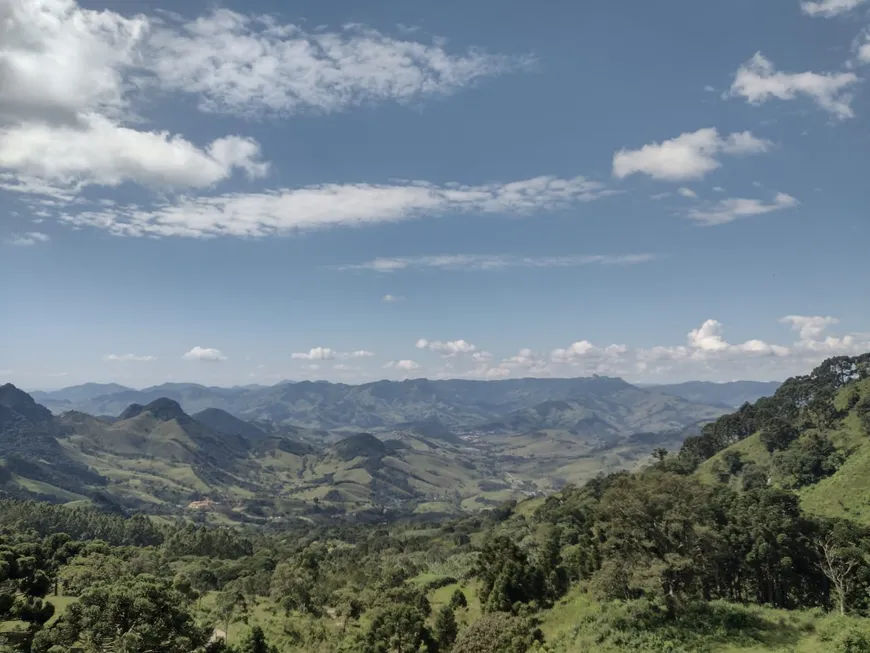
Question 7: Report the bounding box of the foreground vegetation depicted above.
[1,354,869,652]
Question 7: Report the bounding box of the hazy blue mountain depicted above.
[38,376,726,433]
[31,383,133,404]
[648,380,782,408]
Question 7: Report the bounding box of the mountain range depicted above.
[2,376,744,520]
[29,376,774,430]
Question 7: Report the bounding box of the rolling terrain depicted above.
[29,376,725,432]
[1,376,726,520]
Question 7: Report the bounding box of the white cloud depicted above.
[416,339,478,356]
[854,28,870,65]
[382,294,406,302]
[384,359,421,371]
[801,0,867,17]
[351,350,375,358]
[781,315,839,340]
[441,316,870,383]
[0,0,147,125]
[678,187,697,198]
[728,53,858,119]
[291,347,337,361]
[686,192,798,226]
[103,353,157,362]
[4,232,49,246]
[146,9,530,118]
[339,252,656,272]
[0,2,269,199]
[57,174,613,238]
[0,116,267,195]
[613,128,770,181]
[182,346,227,362]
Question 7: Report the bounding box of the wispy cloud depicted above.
[57,175,613,238]
[613,128,770,181]
[103,354,157,362]
[417,339,478,356]
[728,53,858,119]
[147,10,532,118]
[292,348,375,360]
[337,253,657,272]
[0,1,525,203]
[4,232,49,246]
[686,192,799,225]
[382,294,406,302]
[801,0,867,17]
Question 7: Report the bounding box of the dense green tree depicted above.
[433,606,458,651]
[364,604,430,653]
[477,537,546,613]
[448,588,467,610]
[760,418,799,453]
[452,613,543,653]
[234,625,277,653]
[593,471,717,611]
[38,575,207,653]
[774,433,842,489]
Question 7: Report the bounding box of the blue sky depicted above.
[1,0,869,389]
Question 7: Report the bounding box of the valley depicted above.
[3,376,730,521]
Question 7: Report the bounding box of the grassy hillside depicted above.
[693,369,870,524]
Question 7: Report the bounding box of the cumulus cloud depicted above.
[0,0,147,126]
[57,174,613,238]
[417,339,478,356]
[182,346,227,362]
[382,294,406,302]
[291,347,337,361]
[0,116,268,195]
[728,53,858,119]
[351,350,375,358]
[678,187,697,198]
[384,359,421,371]
[613,128,770,181]
[103,353,157,362]
[146,9,530,118]
[0,1,269,199]
[801,0,867,17]
[686,192,799,226]
[338,253,656,272]
[4,232,49,246]
[441,316,868,383]
[781,315,840,340]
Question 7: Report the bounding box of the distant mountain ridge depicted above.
[0,376,737,519]
[648,380,782,408]
[31,376,728,433]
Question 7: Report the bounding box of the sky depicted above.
[1,0,869,390]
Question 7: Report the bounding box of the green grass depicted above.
[539,596,863,653]
[45,595,77,625]
[801,412,870,525]
[11,475,89,502]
